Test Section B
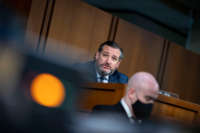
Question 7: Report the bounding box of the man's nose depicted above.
[105,56,112,64]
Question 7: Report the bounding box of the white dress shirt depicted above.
[120,98,135,123]
[96,72,109,83]
[120,98,133,118]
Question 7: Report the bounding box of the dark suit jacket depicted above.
[92,102,132,121]
[92,102,153,124]
[79,61,128,84]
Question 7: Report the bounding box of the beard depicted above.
[97,63,114,76]
[132,100,153,120]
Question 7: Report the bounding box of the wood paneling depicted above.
[107,16,119,41]
[78,83,200,125]
[45,0,112,62]
[25,0,200,104]
[114,19,164,77]
[25,0,48,50]
[78,83,126,112]
[162,42,200,104]
[152,95,200,125]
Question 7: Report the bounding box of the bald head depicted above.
[125,72,159,104]
[128,72,159,91]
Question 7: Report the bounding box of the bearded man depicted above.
[80,41,128,84]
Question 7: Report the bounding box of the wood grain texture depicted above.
[25,0,48,50]
[78,83,126,112]
[25,0,200,105]
[114,19,164,77]
[161,42,200,104]
[78,83,200,124]
[45,0,112,62]
[152,95,200,125]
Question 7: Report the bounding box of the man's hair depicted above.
[98,41,124,60]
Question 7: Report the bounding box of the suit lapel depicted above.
[114,102,129,120]
[109,71,117,83]
[88,61,98,82]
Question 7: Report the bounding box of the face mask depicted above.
[132,100,153,120]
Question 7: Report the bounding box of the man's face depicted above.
[95,45,121,76]
[131,87,159,120]
[136,87,159,104]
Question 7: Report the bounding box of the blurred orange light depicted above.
[30,73,65,107]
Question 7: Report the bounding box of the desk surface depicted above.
[78,83,200,125]
[152,95,200,125]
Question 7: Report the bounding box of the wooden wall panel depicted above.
[162,42,200,104]
[115,19,164,77]
[25,0,200,105]
[45,0,112,62]
[25,0,48,50]
[152,95,200,125]
[153,103,196,124]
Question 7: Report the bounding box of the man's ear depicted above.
[128,88,137,104]
[116,60,121,68]
[128,88,135,98]
[95,52,99,60]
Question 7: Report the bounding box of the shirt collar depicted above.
[96,71,109,80]
[120,98,133,118]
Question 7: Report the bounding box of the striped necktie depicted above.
[100,76,108,83]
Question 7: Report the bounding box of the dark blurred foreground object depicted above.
[74,113,200,133]
[1,2,200,133]
[0,3,88,130]
[0,1,25,44]
[0,2,91,132]
[0,46,90,133]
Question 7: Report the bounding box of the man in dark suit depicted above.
[80,41,128,84]
[92,72,159,123]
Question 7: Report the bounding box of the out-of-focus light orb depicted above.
[30,73,65,107]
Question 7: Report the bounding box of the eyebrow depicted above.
[102,51,120,58]
[145,96,156,101]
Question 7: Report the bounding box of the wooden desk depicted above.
[78,83,200,125]
[78,83,126,112]
[152,95,200,125]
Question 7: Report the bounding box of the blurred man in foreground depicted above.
[92,72,159,123]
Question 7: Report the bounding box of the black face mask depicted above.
[132,100,153,120]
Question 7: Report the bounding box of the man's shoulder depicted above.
[91,103,128,121]
[93,105,115,112]
[110,71,128,84]
[73,60,96,82]
[92,103,122,113]
[117,71,128,79]
[77,60,94,66]
[74,60,95,71]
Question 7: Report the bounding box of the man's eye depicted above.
[145,96,153,101]
[102,53,109,57]
[112,57,118,61]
